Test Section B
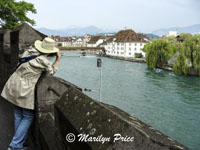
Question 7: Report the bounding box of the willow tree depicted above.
[179,33,192,41]
[164,36,177,44]
[173,34,200,75]
[143,38,177,69]
[0,0,36,29]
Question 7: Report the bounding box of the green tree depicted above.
[164,36,177,44]
[192,34,200,75]
[179,33,192,41]
[143,38,176,69]
[0,0,36,29]
[173,34,200,75]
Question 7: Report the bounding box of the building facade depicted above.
[87,36,105,47]
[104,29,148,58]
[82,34,91,47]
[167,31,179,37]
[73,38,83,47]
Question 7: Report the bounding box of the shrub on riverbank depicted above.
[135,53,143,58]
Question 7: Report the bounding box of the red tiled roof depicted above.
[107,29,147,43]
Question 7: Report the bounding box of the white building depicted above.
[104,29,149,58]
[51,36,73,47]
[82,34,91,47]
[87,36,105,47]
[167,31,179,37]
[72,38,83,47]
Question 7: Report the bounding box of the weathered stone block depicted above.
[34,75,82,150]
[11,24,46,56]
[37,113,68,150]
[35,74,81,123]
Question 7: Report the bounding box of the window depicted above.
[117,43,119,45]
[117,47,119,50]
[108,46,110,49]
[129,47,131,50]
[121,52,124,54]
[135,48,136,51]
[129,43,131,46]
[121,47,124,50]
[140,43,142,46]
[121,43,124,45]
[135,43,137,46]
[117,52,119,54]
[129,52,131,55]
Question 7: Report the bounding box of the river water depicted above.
[55,51,200,150]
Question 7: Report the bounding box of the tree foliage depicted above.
[144,34,200,76]
[143,38,176,69]
[0,0,36,29]
[173,34,200,75]
[179,33,192,41]
[164,36,177,44]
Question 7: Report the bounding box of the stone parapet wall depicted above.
[33,75,189,150]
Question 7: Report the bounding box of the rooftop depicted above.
[88,36,105,44]
[107,29,147,43]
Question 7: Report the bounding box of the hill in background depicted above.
[152,24,200,36]
[37,25,117,36]
[145,34,160,39]
[37,24,199,37]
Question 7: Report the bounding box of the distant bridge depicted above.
[57,46,105,51]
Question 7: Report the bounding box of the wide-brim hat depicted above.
[34,37,58,54]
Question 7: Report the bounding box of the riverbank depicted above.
[104,54,199,77]
[104,55,146,63]
[156,64,200,77]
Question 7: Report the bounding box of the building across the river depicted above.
[103,29,149,58]
[87,36,106,47]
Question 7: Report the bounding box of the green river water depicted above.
[55,51,200,150]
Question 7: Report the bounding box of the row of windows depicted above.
[129,48,143,51]
[107,51,140,56]
[107,45,144,49]
[107,47,143,51]
[107,51,124,54]
[109,43,144,46]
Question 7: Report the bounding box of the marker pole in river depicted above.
[97,58,102,102]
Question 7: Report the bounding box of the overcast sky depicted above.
[22,0,200,33]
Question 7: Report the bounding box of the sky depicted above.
[20,0,200,33]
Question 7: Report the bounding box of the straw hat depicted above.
[34,37,58,54]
